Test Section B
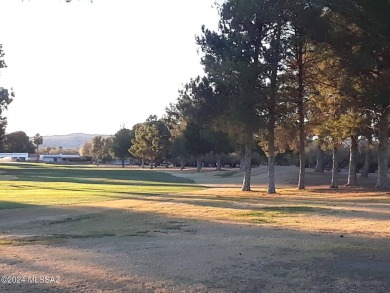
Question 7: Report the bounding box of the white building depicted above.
[0,153,29,161]
[39,154,80,163]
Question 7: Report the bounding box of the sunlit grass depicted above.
[0,163,201,208]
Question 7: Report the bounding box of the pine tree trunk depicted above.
[375,108,389,189]
[315,140,324,173]
[150,159,154,169]
[267,20,282,195]
[297,95,305,189]
[196,155,201,172]
[346,135,358,186]
[239,145,245,171]
[180,159,185,170]
[216,154,222,171]
[330,145,338,189]
[36,145,39,162]
[242,143,252,191]
[361,143,371,178]
[298,149,305,189]
[141,157,145,168]
[297,37,305,190]
[268,145,276,193]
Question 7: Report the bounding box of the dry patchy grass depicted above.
[1,165,389,292]
[63,185,390,239]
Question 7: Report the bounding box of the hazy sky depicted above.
[0,0,220,136]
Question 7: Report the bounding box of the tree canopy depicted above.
[0,44,14,152]
[129,117,171,169]
[112,127,134,167]
[4,131,35,153]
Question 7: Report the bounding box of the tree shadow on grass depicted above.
[308,187,389,195]
[4,165,196,184]
[14,176,202,188]
[0,201,40,210]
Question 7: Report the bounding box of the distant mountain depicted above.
[42,133,111,149]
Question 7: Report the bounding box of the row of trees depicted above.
[79,131,137,167]
[166,0,389,192]
[82,111,385,181]
[80,115,236,170]
[111,0,389,192]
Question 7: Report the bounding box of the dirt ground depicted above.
[1,166,390,292]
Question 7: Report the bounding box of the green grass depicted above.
[240,206,327,217]
[259,206,330,214]
[0,163,202,209]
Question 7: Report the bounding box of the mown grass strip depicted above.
[0,163,202,209]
